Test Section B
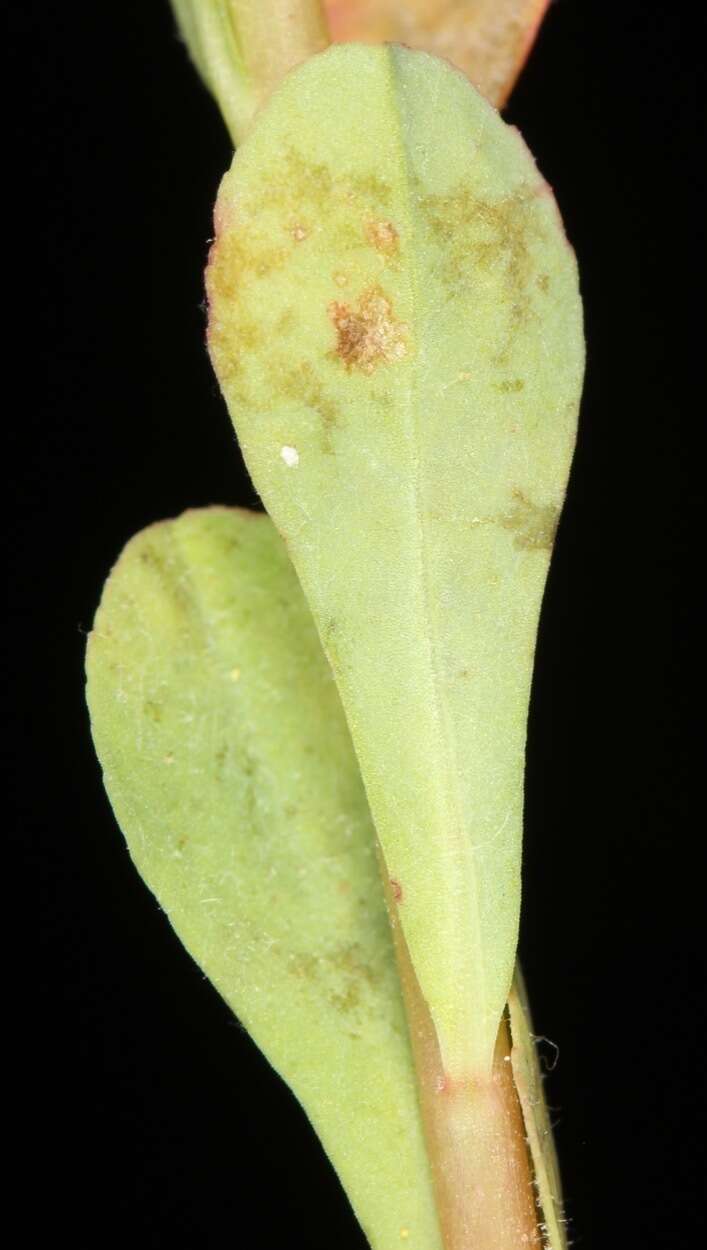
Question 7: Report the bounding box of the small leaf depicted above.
[86,507,442,1250]
[325,0,551,107]
[206,44,584,1080]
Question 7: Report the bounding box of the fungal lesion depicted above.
[346,170,392,206]
[365,218,399,256]
[465,488,560,552]
[214,743,228,778]
[421,179,546,356]
[248,150,391,219]
[422,181,536,281]
[237,319,262,349]
[328,285,409,374]
[209,230,289,293]
[287,941,382,1016]
[500,488,560,551]
[277,359,339,428]
[281,148,335,207]
[133,532,197,617]
[276,308,296,336]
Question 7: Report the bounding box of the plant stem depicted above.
[232,0,329,103]
[381,858,540,1250]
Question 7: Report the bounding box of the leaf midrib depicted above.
[383,49,489,1076]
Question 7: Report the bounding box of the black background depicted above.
[11,2,699,1247]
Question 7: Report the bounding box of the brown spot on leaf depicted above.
[421,181,546,358]
[277,360,339,432]
[365,218,399,255]
[286,942,380,1017]
[501,489,560,551]
[283,149,334,206]
[390,879,403,902]
[291,222,309,242]
[328,942,381,1013]
[347,171,392,204]
[276,308,296,335]
[210,231,288,291]
[328,286,409,374]
[238,320,262,350]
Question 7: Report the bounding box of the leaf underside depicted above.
[207,43,584,1078]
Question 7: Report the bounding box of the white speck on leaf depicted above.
[281,445,299,467]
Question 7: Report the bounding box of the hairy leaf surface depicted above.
[207,44,584,1078]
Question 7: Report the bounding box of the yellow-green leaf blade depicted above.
[206,44,584,1080]
[86,507,442,1250]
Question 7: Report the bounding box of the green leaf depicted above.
[206,43,584,1080]
[86,506,442,1250]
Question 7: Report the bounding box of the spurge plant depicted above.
[86,4,584,1247]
